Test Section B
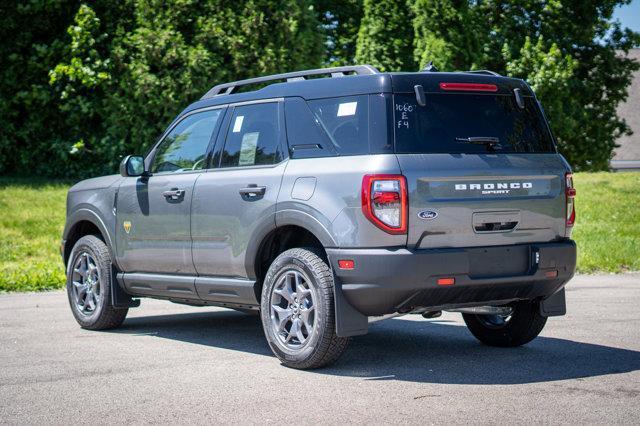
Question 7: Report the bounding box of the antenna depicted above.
[422,61,438,72]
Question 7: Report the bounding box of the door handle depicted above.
[239,185,266,197]
[162,188,185,200]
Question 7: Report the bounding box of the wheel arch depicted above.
[63,209,114,268]
[251,223,332,303]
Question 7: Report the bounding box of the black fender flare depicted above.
[244,209,338,280]
[63,207,118,269]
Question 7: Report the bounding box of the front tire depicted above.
[66,235,128,330]
[462,300,547,347]
[260,248,349,369]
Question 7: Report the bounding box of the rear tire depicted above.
[260,248,349,369]
[462,300,547,347]
[66,235,128,330]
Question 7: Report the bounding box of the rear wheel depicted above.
[66,235,128,330]
[462,300,547,347]
[260,248,349,369]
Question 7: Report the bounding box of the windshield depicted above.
[394,93,555,154]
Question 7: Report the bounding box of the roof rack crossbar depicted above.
[201,65,380,99]
[464,70,502,77]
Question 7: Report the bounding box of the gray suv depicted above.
[62,65,577,369]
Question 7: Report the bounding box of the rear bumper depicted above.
[327,240,576,317]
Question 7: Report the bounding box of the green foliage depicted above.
[359,0,639,170]
[412,0,481,71]
[316,0,363,65]
[0,1,638,176]
[1,0,324,178]
[355,0,415,71]
[474,0,640,171]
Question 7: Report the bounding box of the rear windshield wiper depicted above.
[455,137,502,151]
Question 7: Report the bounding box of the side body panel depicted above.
[276,155,405,248]
[115,172,202,275]
[63,175,123,267]
[191,162,286,279]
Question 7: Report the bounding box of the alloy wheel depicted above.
[71,252,101,316]
[269,269,316,349]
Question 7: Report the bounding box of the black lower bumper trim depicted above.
[328,240,576,318]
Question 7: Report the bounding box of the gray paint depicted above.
[191,162,285,278]
[62,68,576,335]
[115,172,203,274]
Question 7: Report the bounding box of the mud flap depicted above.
[333,273,368,337]
[539,288,566,317]
[111,266,140,309]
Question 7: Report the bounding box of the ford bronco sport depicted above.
[62,65,577,369]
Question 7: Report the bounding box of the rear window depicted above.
[394,93,555,154]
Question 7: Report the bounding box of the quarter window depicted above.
[307,95,369,155]
[220,102,282,167]
[151,109,222,174]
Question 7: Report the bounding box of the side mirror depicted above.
[120,155,146,177]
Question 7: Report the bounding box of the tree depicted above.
[355,0,415,71]
[46,0,325,177]
[0,0,81,176]
[488,0,640,170]
[412,0,482,71]
[408,0,640,170]
[316,0,363,65]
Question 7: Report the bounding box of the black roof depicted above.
[181,66,532,116]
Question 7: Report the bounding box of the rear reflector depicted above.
[439,82,498,92]
[437,277,455,286]
[338,259,355,270]
[545,270,558,279]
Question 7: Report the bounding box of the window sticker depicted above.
[337,101,358,117]
[238,132,259,165]
[232,115,245,133]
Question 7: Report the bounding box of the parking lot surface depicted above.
[1,274,639,424]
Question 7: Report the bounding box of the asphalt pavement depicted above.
[1,273,639,424]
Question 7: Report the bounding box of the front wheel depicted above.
[462,300,547,347]
[66,235,128,330]
[260,248,349,369]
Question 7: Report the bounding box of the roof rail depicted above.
[464,70,502,77]
[201,65,380,99]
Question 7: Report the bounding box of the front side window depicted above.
[307,95,369,155]
[220,102,282,168]
[151,109,222,173]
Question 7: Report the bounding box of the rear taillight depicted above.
[565,172,576,228]
[362,174,408,234]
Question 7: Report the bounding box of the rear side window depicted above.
[308,95,369,155]
[394,93,555,154]
[220,102,283,167]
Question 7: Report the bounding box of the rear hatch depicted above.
[391,73,570,249]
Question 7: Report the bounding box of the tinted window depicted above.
[285,97,336,159]
[220,103,282,167]
[151,109,222,173]
[394,93,555,154]
[308,95,369,155]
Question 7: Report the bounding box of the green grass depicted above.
[0,172,638,292]
[0,178,69,292]
[572,172,640,273]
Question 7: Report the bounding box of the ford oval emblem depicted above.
[418,210,438,220]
